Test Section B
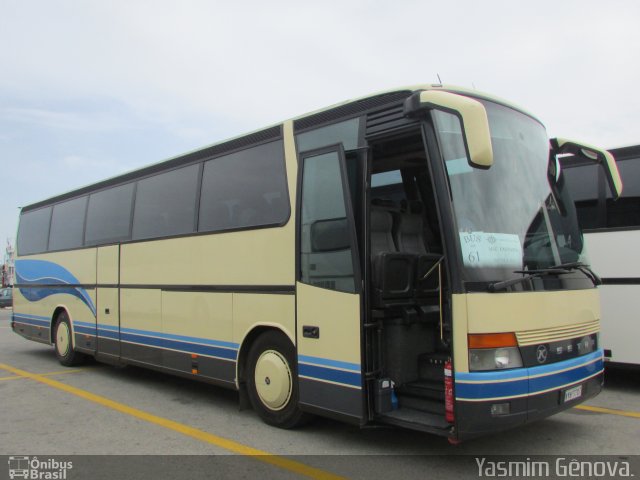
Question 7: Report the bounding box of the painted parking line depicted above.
[574,404,640,419]
[0,368,84,381]
[0,362,344,480]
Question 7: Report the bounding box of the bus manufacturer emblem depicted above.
[536,345,548,364]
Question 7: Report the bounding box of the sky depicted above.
[1,0,639,254]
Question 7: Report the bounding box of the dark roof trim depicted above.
[562,144,640,169]
[22,125,283,213]
[293,90,413,132]
[609,144,640,161]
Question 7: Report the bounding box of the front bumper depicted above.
[454,350,604,440]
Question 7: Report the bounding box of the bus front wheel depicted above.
[54,311,86,367]
[246,331,308,429]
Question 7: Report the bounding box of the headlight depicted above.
[469,347,523,371]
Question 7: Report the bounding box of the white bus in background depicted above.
[563,144,640,367]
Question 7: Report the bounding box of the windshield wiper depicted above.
[488,262,601,292]
[516,262,601,286]
[555,262,602,286]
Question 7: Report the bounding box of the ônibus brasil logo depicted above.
[8,456,73,480]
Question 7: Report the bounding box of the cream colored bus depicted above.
[12,85,622,441]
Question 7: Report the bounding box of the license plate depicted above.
[564,385,583,403]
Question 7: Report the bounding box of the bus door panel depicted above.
[296,146,365,424]
[96,245,120,360]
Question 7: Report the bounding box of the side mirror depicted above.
[404,90,493,169]
[311,217,350,252]
[551,138,623,199]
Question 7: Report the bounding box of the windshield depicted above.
[433,100,591,289]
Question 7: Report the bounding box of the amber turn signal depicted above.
[468,332,517,349]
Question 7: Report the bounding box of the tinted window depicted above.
[85,183,135,245]
[132,165,199,240]
[48,197,87,251]
[300,150,356,293]
[562,163,603,230]
[371,170,402,188]
[17,207,51,255]
[606,158,640,229]
[199,140,289,232]
[607,158,640,199]
[296,118,360,153]
[564,157,640,230]
[563,163,599,202]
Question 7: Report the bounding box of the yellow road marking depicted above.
[0,363,344,480]
[574,404,640,419]
[0,368,84,381]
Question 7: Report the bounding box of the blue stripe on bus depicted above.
[15,315,238,361]
[75,321,239,352]
[97,329,120,340]
[15,259,97,316]
[13,314,50,328]
[527,350,603,377]
[529,357,603,393]
[298,354,361,372]
[298,363,362,388]
[455,377,529,399]
[119,326,239,350]
[120,332,238,361]
[455,367,527,383]
[96,324,118,332]
[455,350,604,400]
[74,325,96,336]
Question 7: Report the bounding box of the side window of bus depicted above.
[296,118,360,152]
[300,150,356,293]
[606,158,640,229]
[49,196,88,251]
[132,164,200,240]
[562,163,602,229]
[85,183,135,245]
[371,170,405,204]
[17,206,51,255]
[198,140,289,232]
[564,157,640,230]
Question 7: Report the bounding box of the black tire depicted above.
[53,311,86,367]
[246,331,309,428]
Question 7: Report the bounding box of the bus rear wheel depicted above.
[246,331,308,428]
[54,311,85,367]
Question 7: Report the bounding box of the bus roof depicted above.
[21,84,538,212]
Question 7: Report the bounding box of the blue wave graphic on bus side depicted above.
[15,259,96,317]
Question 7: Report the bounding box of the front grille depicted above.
[516,320,600,347]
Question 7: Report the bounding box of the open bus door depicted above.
[295,145,366,424]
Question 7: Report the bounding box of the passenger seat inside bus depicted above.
[395,200,442,318]
[370,199,415,309]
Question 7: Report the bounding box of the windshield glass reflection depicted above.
[433,100,590,287]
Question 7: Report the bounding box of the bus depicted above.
[12,84,622,441]
[562,144,640,367]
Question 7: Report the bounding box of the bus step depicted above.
[397,380,444,402]
[398,395,445,415]
[379,407,450,432]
